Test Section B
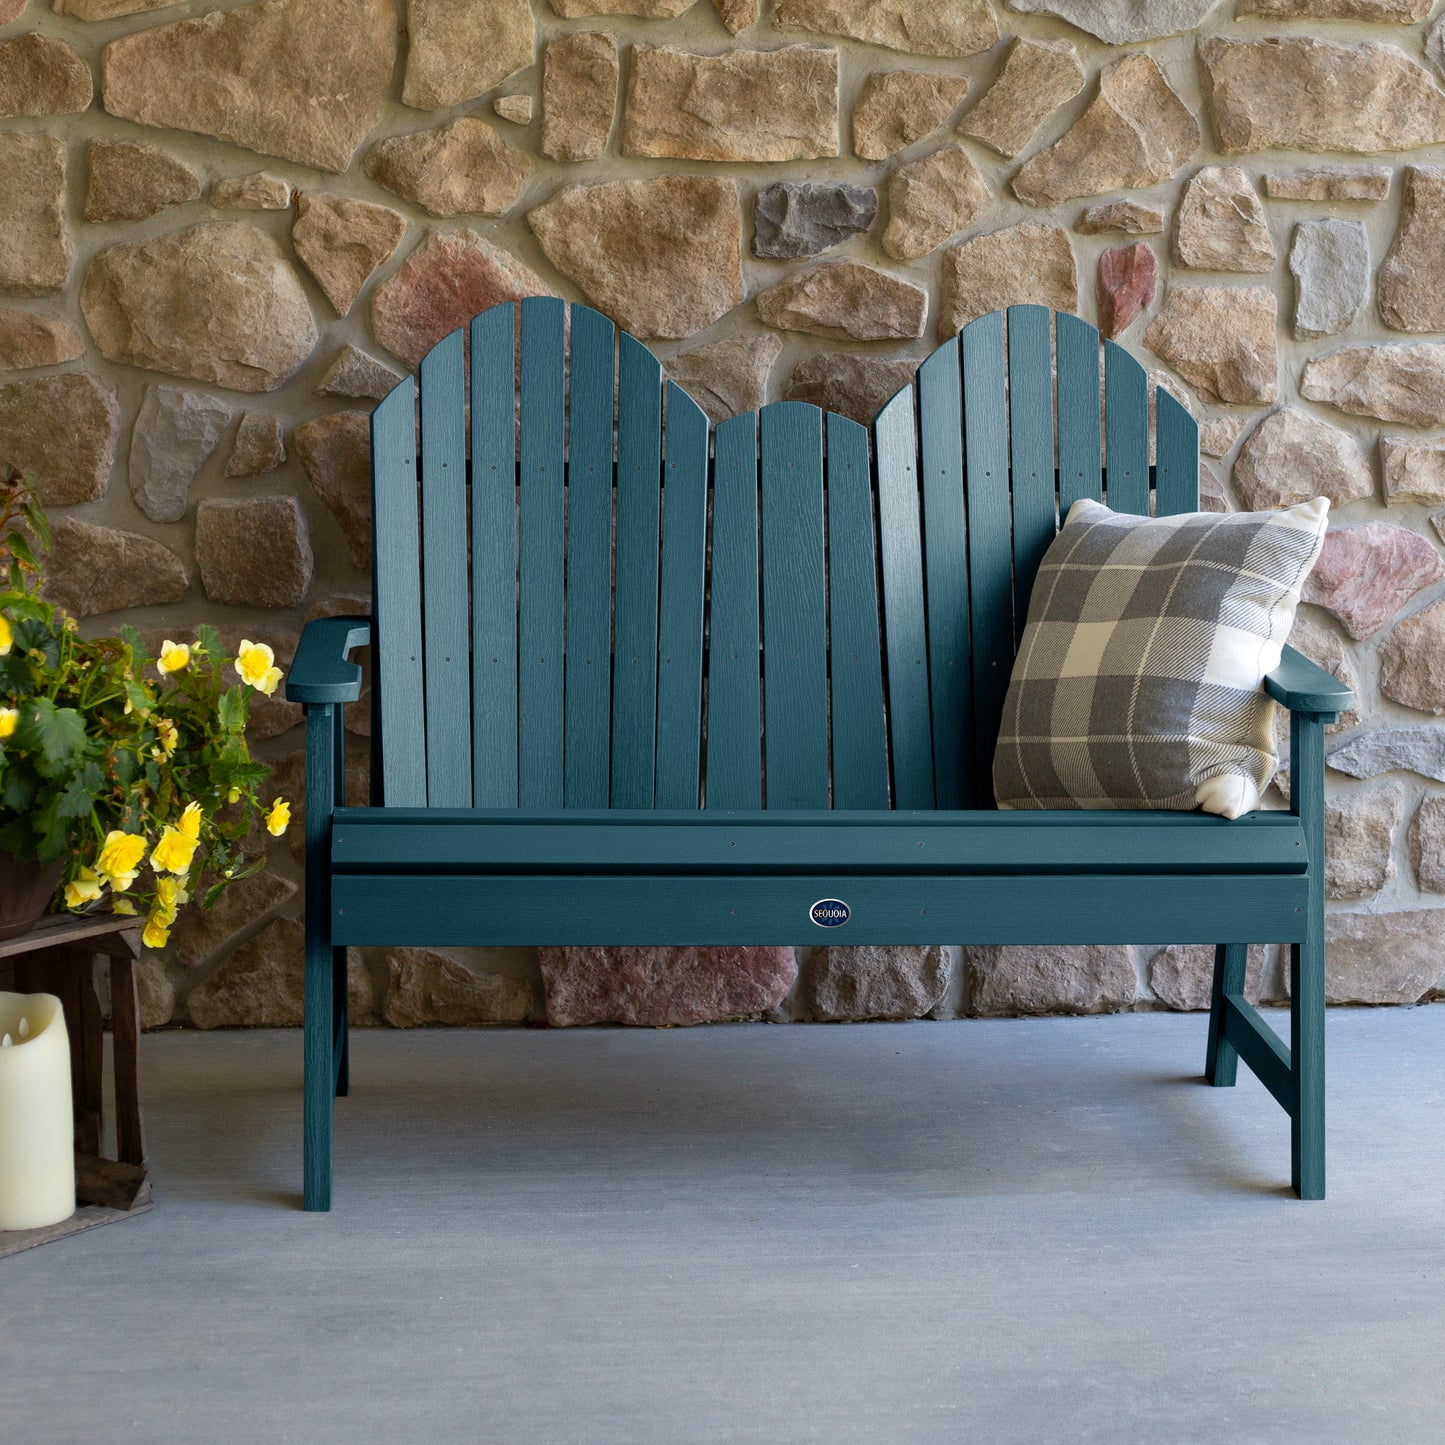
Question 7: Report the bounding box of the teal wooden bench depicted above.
[287,301,1352,1211]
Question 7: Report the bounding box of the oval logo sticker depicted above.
[810,898,850,928]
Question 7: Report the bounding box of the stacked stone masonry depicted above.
[1,0,1443,1027]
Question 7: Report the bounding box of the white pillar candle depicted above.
[0,991,75,1231]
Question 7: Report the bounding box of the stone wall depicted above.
[3,0,1445,1029]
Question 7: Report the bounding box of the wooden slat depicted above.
[1222,994,1294,1112]
[1104,339,1150,517]
[1154,388,1200,516]
[873,385,934,809]
[760,402,829,809]
[564,305,617,808]
[824,413,889,810]
[1006,304,1057,643]
[517,297,566,808]
[111,955,144,1167]
[960,311,1014,805]
[611,333,664,808]
[418,328,472,806]
[707,412,762,810]
[655,383,710,808]
[470,304,519,807]
[1056,311,1102,519]
[369,376,426,807]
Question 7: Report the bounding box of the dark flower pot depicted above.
[0,854,66,942]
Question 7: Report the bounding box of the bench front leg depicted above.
[303,701,339,1212]
[1290,708,1327,1201]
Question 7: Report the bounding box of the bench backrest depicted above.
[368,300,1199,813]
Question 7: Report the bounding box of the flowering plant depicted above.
[0,467,289,949]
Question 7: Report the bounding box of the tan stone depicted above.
[772,0,996,58]
[784,353,918,427]
[371,230,552,367]
[226,412,285,478]
[883,145,991,262]
[43,517,188,618]
[757,260,926,343]
[129,384,231,523]
[1076,201,1164,236]
[1232,409,1373,512]
[1198,414,1250,458]
[135,958,175,1031]
[1149,944,1270,1010]
[0,310,83,370]
[1200,37,1445,156]
[1263,167,1391,201]
[624,44,838,162]
[714,0,759,32]
[101,0,395,174]
[365,118,531,218]
[1325,784,1404,900]
[1238,0,1430,17]
[196,497,313,608]
[800,945,951,1021]
[382,950,535,1027]
[939,223,1077,340]
[0,0,26,18]
[317,345,404,402]
[0,373,118,505]
[0,34,92,117]
[542,33,618,162]
[957,37,1083,159]
[851,69,969,161]
[493,94,532,125]
[1383,436,1445,505]
[1409,797,1445,892]
[53,0,175,16]
[966,944,1137,1016]
[1173,166,1274,273]
[292,194,406,320]
[294,411,371,570]
[1143,286,1277,406]
[529,177,742,341]
[82,222,317,393]
[551,0,691,13]
[666,332,781,424]
[1379,167,1445,333]
[1320,910,1445,1005]
[1300,344,1445,427]
[171,868,296,970]
[1380,601,1445,715]
[403,0,533,111]
[210,173,290,210]
[1012,55,1199,208]
[85,140,199,224]
[0,133,69,295]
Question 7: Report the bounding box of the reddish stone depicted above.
[1303,522,1445,640]
[1097,241,1155,339]
[538,945,797,1026]
[293,411,371,570]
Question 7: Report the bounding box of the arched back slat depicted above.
[655,384,710,809]
[825,413,889,810]
[1006,305,1056,645]
[917,337,973,810]
[760,402,829,809]
[564,305,617,808]
[1057,311,1102,518]
[370,376,426,808]
[1155,390,1200,517]
[873,384,934,810]
[610,333,664,809]
[1104,340,1150,517]
[707,411,761,810]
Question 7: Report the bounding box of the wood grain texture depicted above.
[1056,312,1102,519]
[1006,305,1057,646]
[1153,388,1199,518]
[1103,340,1149,518]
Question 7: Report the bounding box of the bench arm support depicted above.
[286,616,370,706]
[1263,645,1352,721]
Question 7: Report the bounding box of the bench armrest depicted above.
[1264,645,1353,719]
[286,617,370,705]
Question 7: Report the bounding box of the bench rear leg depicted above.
[1204,943,1246,1086]
[332,944,349,1098]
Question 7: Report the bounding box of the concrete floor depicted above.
[5,1009,1445,1445]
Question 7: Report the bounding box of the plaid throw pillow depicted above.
[993,496,1329,819]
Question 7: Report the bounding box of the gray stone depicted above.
[1142,285,1278,406]
[210,173,290,210]
[666,333,782,424]
[784,354,919,427]
[226,412,285,478]
[542,32,618,162]
[1383,436,1445,505]
[939,222,1077,339]
[0,132,69,295]
[1149,944,1270,1011]
[967,944,1136,1016]
[1232,408,1372,512]
[292,194,406,320]
[624,44,839,162]
[1289,219,1369,340]
[42,517,189,618]
[883,146,991,262]
[1264,167,1391,202]
[383,950,535,1027]
[1319,911,1445,1005]
[317,345,404,402]
[1329,726,1445,783]
[365,117,531,219]
[403,0,533,112]
[800,945,951,1021]
[1077,201,1165,236]
[294,411,371,569]
[1380,600,1445,715]
[753,181,876,260]
[1379,166,1445,333]
[1004,0,1223,43]
[85,140,200,223]
[772,0,997,58]
[756,260,927,342]
[957,36,1083,159]
[1325,784,1404,901]
[128,385,231,523]
[0,373,119,506]
[0,309,84,371]
[852,69,970,161]
[1304,522,1444,640]
[196,496,313,609]
[1300,344,1445,427]
[1173,166,1274,273]
[0,34,92,117]
[1409,796,1445,892]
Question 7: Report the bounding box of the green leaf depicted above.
[16,697,90,778]
[217,686,247,733]
[55,760,105,818]
[196,623,223,660]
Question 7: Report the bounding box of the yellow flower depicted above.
[151,825,199,876]
[152,718,179,759]
[0,706,17,740]
[141,916,170,950]
[227,786,241,804]
[0,612,11,656]
[111,899,137,916]
[64,867,104,910]
[265,798,291,837]
[178,800,202,841]
[97,831,147,890]
[235,640,283,696]
[157,640,190,675]
[153,875,182,922]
